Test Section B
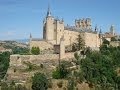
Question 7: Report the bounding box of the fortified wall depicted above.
[9,53,74,67]
[110,41,120,47]
[30,39,54,50]
[6,53,74,82]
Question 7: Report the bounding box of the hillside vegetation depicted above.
[1,40,120,90]
[0,52,10,80]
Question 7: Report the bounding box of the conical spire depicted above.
[30,33,32,38]
[95,25,98,32]
[47,4,51,17]
[99,27,102,34]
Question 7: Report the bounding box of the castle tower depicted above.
[95,25,98,33]
[43,5,55,40]
[55,18,64,44]
[75,19,80,29]
[110,25,115,36]
[47,4,51,17]
[29,33,32,45]
[86,18,91,29]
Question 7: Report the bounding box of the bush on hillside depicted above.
[52,64,69,79]
[32,72,48,90]
[31,47,40,55]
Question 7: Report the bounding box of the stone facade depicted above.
[9,53,75,67]
[7,52,74,82]
[30,39,53,50]
[110,41,120,47]
[104,25,116,41]
[30,6,102,51]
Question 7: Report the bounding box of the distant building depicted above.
[104,25,116,41]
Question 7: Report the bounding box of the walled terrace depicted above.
[6,53,75,83]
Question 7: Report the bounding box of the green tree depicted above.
[66,45,120,89]
[15,84,25,90]
[13,47,29,54]
[31,47,40,55]
[32,73,48,90]
[77,34,85,50]
[0,52,10,80]
[1,82,9,90]
[80,51,117,89]
[52,63,69,79]
[72,34,85,51]
[67,78,76,90]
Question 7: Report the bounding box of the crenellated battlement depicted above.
[75,18,92,29]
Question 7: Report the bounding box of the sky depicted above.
[0,0,120,40]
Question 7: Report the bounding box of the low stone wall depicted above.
[30,40,54,50]
[7,53,75,82]
[10,52,75,67]
[10,54,59,67]
[110,41,120,47]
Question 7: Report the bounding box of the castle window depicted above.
[60,29,61,32]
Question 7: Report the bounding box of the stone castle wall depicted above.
[64,30,79,45]
[56,29,101,48]
[30,40,53,50]
[84,32,100,48]
[110,41,120,47]
[10,53,75,68]
[30,29,101,50]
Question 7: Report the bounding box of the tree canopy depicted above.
[79,46,120,89]
[32,72,48,90]
[72,34,85,51]
[0,52,10,80]
[31,47,40,55]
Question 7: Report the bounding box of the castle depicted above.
[30,6,103,52]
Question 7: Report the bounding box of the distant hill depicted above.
[15,39,29,44]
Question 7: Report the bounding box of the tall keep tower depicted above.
[43,5,55,40]
[43,5,64,44]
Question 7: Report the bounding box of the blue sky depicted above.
[0,0,120,40]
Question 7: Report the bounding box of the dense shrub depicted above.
[67,78,75,90]
[52,69,61,79]
[1,82,8,90]
[0,52,10,80]
[79,46,120,89]
[32,72,48,90]
[13,47,29,54]
[52,64,69,79]
[31,47,40,55]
